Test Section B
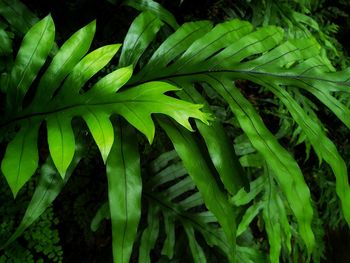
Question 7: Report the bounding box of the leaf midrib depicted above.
[3,68,347,130]
[0,98,185,128]
[128,68,350,87]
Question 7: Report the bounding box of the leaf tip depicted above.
[57,168,66,179]
[11,188,19,199]
[111,43,122,53]
[101,150,111,164]
[87,19,97,31]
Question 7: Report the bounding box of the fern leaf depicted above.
[119,11,163,68]
[206,77,314,252]
[123,0,179,30]
[106,120,142,263]
[233,166,294,263]
[263,165,292,263]
[32,20,96,106]
[158,117,236,262]
[1,120,39,196]
[0,17,210,196]
[1,131,86,248]
[47,113,76,176]
[7,15,54,111]
[144,151,235,262]
[231,176,265,206]
[176,84,247,195]
[126,16,350,252]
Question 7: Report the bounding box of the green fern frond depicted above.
[123,14,350,255]
[142,150,234,262]
[0,15,210,196]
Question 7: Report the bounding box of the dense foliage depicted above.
[1,0,350,262]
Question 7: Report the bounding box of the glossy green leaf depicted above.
[119,11,163,67]
[47,113,75,177]
[177,84,247,195]
[126,20,340,256]
[1,137,85,248]
[123,0,179,30]
[236,201,264,236]
[260,79,350,226]
[263,165,292,263]
[0,17,210,194]
[87,66,133,97]
[107,121,142,263]
[80,81,210,143]
[32,20,96,105]
[127,21,350,243]
[58,44,121,98]
[83,110,114,163]
[1,119,39,196]
[134,21,212,82]
[204,77,314,253]
[171,20,253,72]
[158,116,236,262]
[7,15,54,110]
[231,176,265,206]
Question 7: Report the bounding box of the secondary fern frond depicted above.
[142,150,234,262]
[123,14,350,254]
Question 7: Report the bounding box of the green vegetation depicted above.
[0,0,350,262]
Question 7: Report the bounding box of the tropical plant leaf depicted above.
[263,165,292,263]
[232,168,293,263]
[6,15,55,111]
[31,20,96,106]
[236,201,264,236]
[124,15,350,253]
[119,11,163,68]
[0,16,210,197]
[158,117,236,262]
[1,130,86,249]
[1,120,39,196]
[231,176,265,207]
[123,0,179,30]
[142,150,237,262]
[106,119,142,263]
[176,85,247,195]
